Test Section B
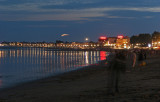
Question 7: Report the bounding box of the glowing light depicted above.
[61,34,69,37]
[85,52,89,64]
[100,51,106,60]
[117,35,124,39]
[85,38,89,41]
[99,36,107,40]
[148,44,151,47]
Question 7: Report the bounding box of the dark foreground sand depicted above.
[0,55,160,102]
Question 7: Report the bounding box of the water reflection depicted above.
[85,51,89,64]
[100,51,107,60]
[0,47,107,89]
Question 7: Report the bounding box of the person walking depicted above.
[107,50,126,94]
[132,51,137,68]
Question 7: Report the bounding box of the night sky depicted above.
[0,0,160,42]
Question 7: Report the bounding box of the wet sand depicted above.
[0,55,160,102]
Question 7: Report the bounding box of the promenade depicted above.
[0,54,160,102]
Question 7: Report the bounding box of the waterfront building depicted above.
[0,42,9,46]
[152,31,160,49]
[9,42,17,46]
[17,42,23,47]
[98,36,107,48]
[116,35,130,49]
[104,37,117,48]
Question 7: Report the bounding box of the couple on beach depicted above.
[106,50,137,95]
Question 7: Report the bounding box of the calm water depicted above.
[0,47,108,89]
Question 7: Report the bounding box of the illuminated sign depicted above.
[117,35,124,39]
[99,36,107,40]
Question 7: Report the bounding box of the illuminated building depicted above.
[9,42,17,46]
[98,36,107,42]
[152,32,160,49]
[116,35,130,49]
[104,37,117,48]
[17,42,23,46]
[1,42,9,46]
[98,36,107,47]
[0,36,130,49]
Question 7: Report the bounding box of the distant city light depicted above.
[117,35,124,39]
[99,36,107,40]
[148,44,151,47]
[85,38,89,41]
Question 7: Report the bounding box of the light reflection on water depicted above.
[0,47,108,89]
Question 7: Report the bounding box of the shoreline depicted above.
[0,55,160,102]
[0,62,104,92]
[0,47,108,92]
[0,60,107,91]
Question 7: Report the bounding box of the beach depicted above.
[0,54,160,102]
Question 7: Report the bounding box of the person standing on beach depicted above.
[126,50,137,69]
[107,50,126,94]
[138,50,144,66]
[132,51,137,68]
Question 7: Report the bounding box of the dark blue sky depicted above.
[0,0,160,42]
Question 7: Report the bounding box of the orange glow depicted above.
[100,51,106,60]
[117,35,124,39]
[61,34,69,37]
[99,36,107,40]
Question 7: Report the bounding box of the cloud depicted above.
[4,13,103,21]
[27,24,68,28]
[126,7,160,12]
[61,34,69,37]
[0,0,160,21]
[144,16,153,19]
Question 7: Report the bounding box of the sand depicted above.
[0,54,160,102]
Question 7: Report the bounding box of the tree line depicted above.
[130,31,160,47]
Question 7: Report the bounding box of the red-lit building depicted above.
[104,37,117,48]
[98,36,107,47]
[98,36,107,42]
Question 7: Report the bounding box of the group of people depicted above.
[106,49,147,95]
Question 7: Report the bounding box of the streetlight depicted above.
[85,38,89,42]
[85,37,89,49]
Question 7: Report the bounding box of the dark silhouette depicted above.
[138,50,145,66]
[107,50,126,94]
[143,51,147,59]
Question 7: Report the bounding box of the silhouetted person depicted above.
[138,50,144,66]
[126,50,137,69]
[107,50,126,94]
[132,50,137,68]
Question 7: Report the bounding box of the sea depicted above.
[0,47,108,89]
